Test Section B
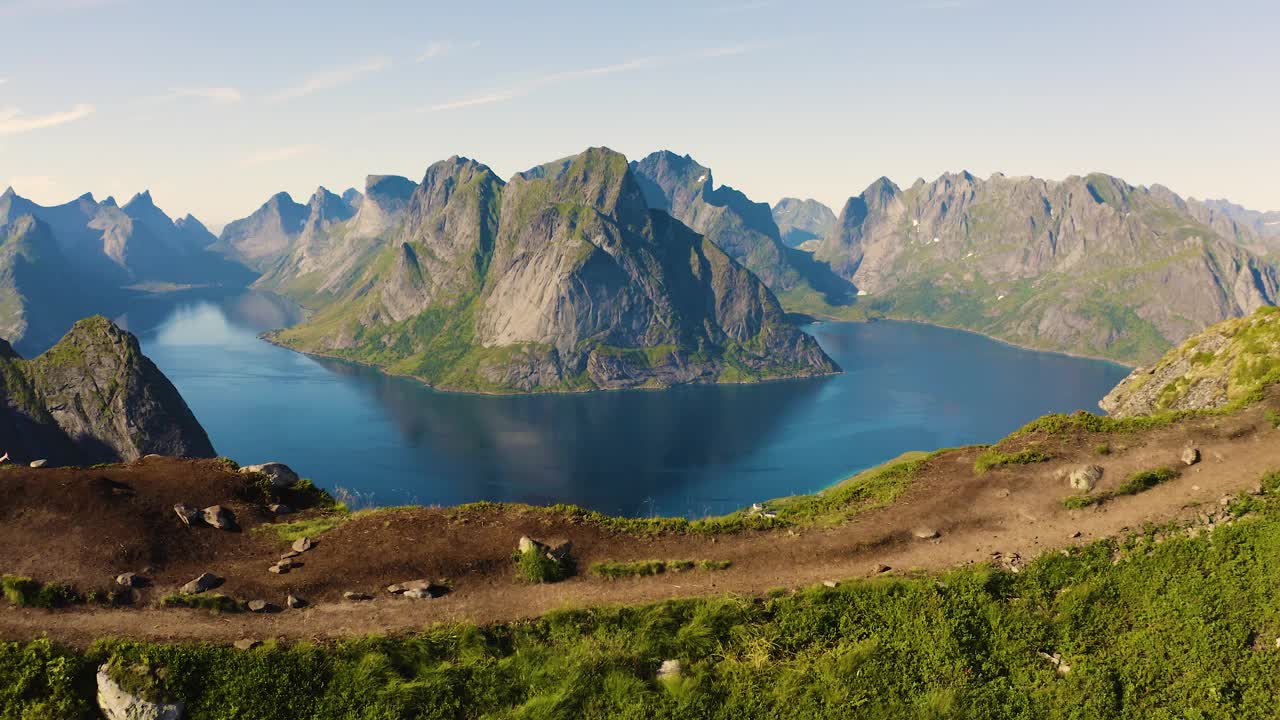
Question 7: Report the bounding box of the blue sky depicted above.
[1,0,1275,226]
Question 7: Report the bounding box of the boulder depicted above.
[29,459,47,468]
[1068,465,1104,492]
[268,503,293,515]
[115,572,140,588]
[172,504,201,526]
[96,665,184,720]
[286,594,306,609]
[234,639,260,651]
[179,572,223,594]
[240,462,300,489]
[822,580,838,588]
[657,659,683,682]
[201,505,236,530]
[912,527,940,540]
[292,537,313,553]
[1182,447,1201,466]
[386,579,434,594]
[247,600,272,613]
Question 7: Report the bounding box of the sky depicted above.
[1,0,1276,227]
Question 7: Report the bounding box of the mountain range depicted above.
[257,148,838,392]
[0,187,253,354]
[812,172,1279,363]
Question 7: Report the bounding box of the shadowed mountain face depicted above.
[0,187,252,354]
[267,147,838,393]
[816,172,1280,363]
[0,316,215,465]
[773,198,837,248]
[630,151,858,316]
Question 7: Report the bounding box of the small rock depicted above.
[1250,483,1264,496]
[234,639,260,651]
[141,454,165,461]
[173,503,201,526]
[115,572,139,588]
[1220,496,1232,506]
[343,591,372,602]
[1068,465,1104,492]
[762,511,779,519]
[1191,485,1201,491]
[657,659,682,681]
[28,459,47,468]
[240,462,300,489]
[517,536,538,554]
[267,564,289,575]
[268,503,293,515]
[912,527,940,540]
[292,537,313,553]
[403,588,434,599]
[822,580,838,588]
[994,488,1010,498]
[180,572,223,594]
[286,594,306,609]
[280,550,301,560]
[872,564,891,574]
[247,600,270,613]
[1181,447,1201,466]
[202,505,236,530]
[1069,531,1082,539]
[96,664,184,720]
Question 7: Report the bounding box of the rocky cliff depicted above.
[0,316,215,465]
[816,172,1280,363]
[268,148,838,393]
[630,152,859,318]
[1100,306,1280,417]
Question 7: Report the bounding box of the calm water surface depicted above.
[114,290,1130,518]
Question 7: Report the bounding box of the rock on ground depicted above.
[240,462,300,489]
[96,665,184,720]
[180,572,223,594]
[1069,465,1104,492]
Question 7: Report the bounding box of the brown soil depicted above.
[3,395,1279,648]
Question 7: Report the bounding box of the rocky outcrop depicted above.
[213,191,313,271]
[773,198,837,248]
[269,148,839,393]
[816,172,1280,363]
[1100,306,1280,417]
[0,316,215,465]
[631,151,857,313]
[96,665,184,720]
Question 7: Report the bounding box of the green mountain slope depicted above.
[268,148,838,393]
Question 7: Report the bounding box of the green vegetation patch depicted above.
[9,477,1280,718]
[514,545,574,584]
[1,575,79,608]
[1115,466,1181,496]
[157,593,244,614]
[974,447,1053,474]
[591,560,733,580]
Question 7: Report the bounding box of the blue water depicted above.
[114,290,1130,518]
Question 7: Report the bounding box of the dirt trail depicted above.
[3,399,1278,647]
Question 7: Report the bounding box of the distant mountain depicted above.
[1183,197,1280,256]
[630,151,859,318]
[266,148,838,393]
[254,176,418,305]
[772,198,836,248]
[0,187,252,353]
[0,316,215,465]
[815,171,1279,363]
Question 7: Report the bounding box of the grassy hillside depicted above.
[7,471,1280,719]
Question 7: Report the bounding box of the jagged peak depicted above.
[102,196,118,207]
[862,176,901,198]
[125,189,155,208]
[75,192,96,204]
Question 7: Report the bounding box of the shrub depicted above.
[1094,443,1112,455]
[1265,409,1280,428]
[1,575,79,608]
[514,546,573,584]
[157,593,243,613]
[1116,466,1180,496]
[974,447,1052,474]
[1062,495,1100,510]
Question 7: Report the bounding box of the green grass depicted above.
[157,593,243,614]
[1,575,79,608]
[1062,495,1100,510]
[973,447,1053,474]
[1266,409,1280,429]
[514,546,574,584]
[1115,466,1180,496]
[8,474,1280,718]
[1094,443,1112,456]
[260,512,351,542]
[591,560,733,580]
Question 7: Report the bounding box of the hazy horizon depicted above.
[2,0,1276,226]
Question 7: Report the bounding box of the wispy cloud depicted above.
[422,44,773,114]
[166,86,242,104]
[241,144,316,167]
[270,57,390,102]
[0,103,94,135]
[423,57,665,113]
[416,42,452,62]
